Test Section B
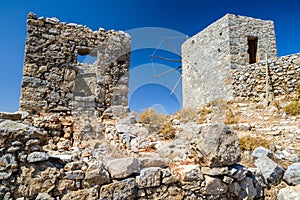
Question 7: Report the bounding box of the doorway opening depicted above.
[247,36,258,64]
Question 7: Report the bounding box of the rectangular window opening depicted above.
[247,36,258,64]
[77,47,97,64]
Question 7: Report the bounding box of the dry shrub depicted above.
[272,99,281,110]
[282,87,300,116]
[174,108,198,123]
[138,108,169,134]
[283,101,300,116]
[198,106,212,124]
[208,98,228,110]
[158,121,176,140]
[138,108,167,126]
[224,109,239,124]
[239,136,270,152]
[255,103,264,109]
[297,87,300,99]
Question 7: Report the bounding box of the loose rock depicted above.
[255,156,284,185]
[191,123,241,167]
[283,163,300,185]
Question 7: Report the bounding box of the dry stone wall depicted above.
[232,53,300,99]
[0,118,266,200]
[20,12,131,118]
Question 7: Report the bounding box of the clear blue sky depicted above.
[0,0,300,114]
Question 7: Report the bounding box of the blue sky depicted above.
[0,0,300,114]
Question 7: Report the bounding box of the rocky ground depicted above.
[223,97,300,199]
[0,94,299,199]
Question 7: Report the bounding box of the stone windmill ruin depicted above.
[1,12,299,199]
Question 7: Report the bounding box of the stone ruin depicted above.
[182,14,299,107]
[20,12,131,146]
[0,13,299,199]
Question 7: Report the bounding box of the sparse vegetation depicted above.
[138,108,168,127]
[208,98,228,110]
[174,107,198,123]
[239,136,271,152]
[272,99,281,110]
[158,121,176,140]
[198,106,212,124]
[283,88,300,116]
[224,109,239,124]
[283,101,300,116]
[138,108,177,139]
[174,106,212,124]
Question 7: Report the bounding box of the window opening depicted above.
[247,36,258,64]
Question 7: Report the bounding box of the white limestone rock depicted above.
[105,157,140,179]
[283,163,300,185]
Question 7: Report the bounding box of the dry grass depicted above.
[208,98,228,110]
[224,109,239,124]
[138,108,168,126]
[198,106,212,124]
[272,99,282,110]
[240,152,255,168]
[264,182,288,200]
[282,88,300,116]
[283,101,300,116]
[138,108,169,133]
[239,136,271,152]
[158,121,177,140]
[174,108,198,123]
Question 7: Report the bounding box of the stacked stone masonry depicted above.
[20,12,131,117]
[0,118,266,199]
[182,14,279,107]
[0,12,299,200]
[232,53,300,99]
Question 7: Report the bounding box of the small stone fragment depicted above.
[27,152,48,163]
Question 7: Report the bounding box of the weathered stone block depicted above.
[100,178,137,199]
[105,157,140,179]
[27,152,49,163]
[138,167,162,188]
[82,161,111,188]
[202,175,228,195]
[255,156,284,185]
[191,123,241,167]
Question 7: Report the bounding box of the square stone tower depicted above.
[182,14,277,107]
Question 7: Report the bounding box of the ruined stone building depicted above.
[182,14,300,107]
[20,13,300,118]
[0,13,299,199]
[20,13,131,144]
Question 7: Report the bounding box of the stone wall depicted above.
[182,15,231,107]
[20,12,131,118]
[182,14,277,107]
[0,119,265,200]
[232,53,300,99]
